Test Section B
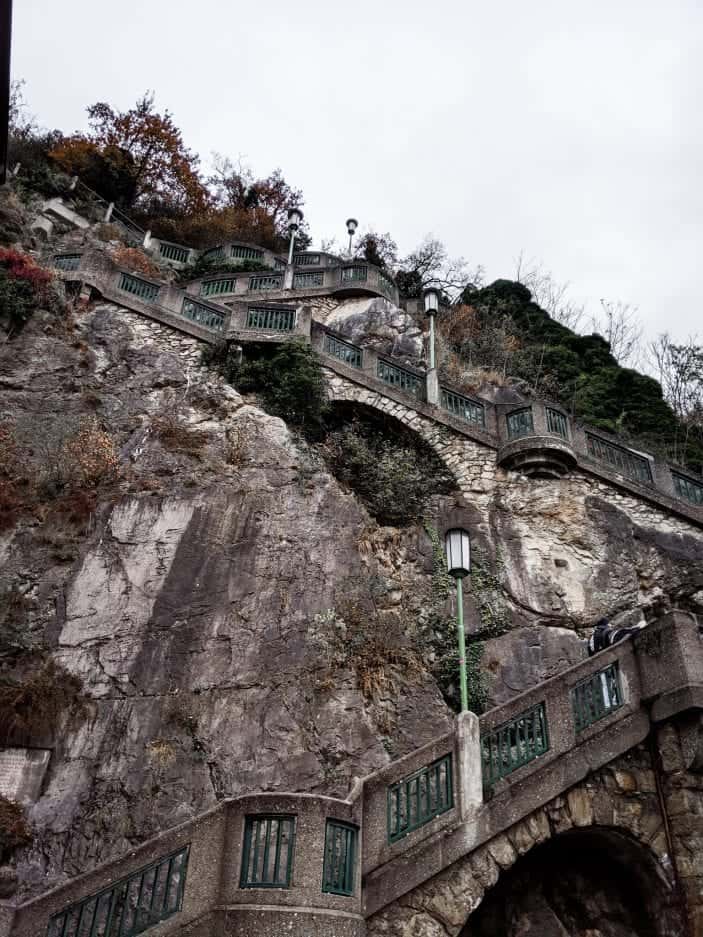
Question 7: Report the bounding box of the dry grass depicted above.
[153,414,210,459]
[0,658,85,742]
[147,738,177,770]
[0,796,31,856]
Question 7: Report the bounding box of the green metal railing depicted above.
[378,271,396,297]
[377,359,424,397]
[158,242,189,264]
[118,272,160,303]
[47,846,189,937]
[181,298,225,333]
[441,388,485,427]
[294,252,321,266]
[322,821,357,896]
[246,306,296,331]
[546,407,568,438]
[672,471,703,506]
[274,257,287,270]
[572,662,623,733]
[323,332,362,368]
[231,245,264,261]
[387,753,453,844]
[201,276,236,297]
[506,407,534,439]
[481,702,549,786]
[53,253,82,271]
[240,815,295,888]
[294,271,324,289]
[202,246,225,262]
[341,265,368,283]
[586,434,653,484]
[249,275,283,291]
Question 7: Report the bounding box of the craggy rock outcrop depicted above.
[325,297,425,363]
[2,295,703,897]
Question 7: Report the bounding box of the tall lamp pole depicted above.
[445,527,471,712]
[346,217,358,257]
[0,0,13,187]
[287,207,303,264]
[423,286,440,371]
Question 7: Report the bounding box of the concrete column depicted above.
[103,201,114,223]
[69,175,78,192]
[143,230,152,250]
[283,263,294,290]
[455,710,483,818]
[426,368,440,406]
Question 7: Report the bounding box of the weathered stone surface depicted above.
[325,297,425,362]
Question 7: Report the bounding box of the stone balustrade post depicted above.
[142,230,152,250]
[103,202,114,223]
[69,175,78,192]
[283,263,294,290]
[426,368,440,406]
[456,710,483,818]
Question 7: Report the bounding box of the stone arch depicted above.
[365,777,677,937]
[322,369,498,503]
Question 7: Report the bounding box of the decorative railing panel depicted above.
[118,272,160,304]
[506,407,534,439]
[202,246,225,262]
[322,821,357,896]
[378,271,396,297]
[274,257,287,270]
[672,471,703,506]
[546,407,568,438]
[159,242,190,264]
[231,245,263,261]
[572,662,623,733]
[377,360,424,397]
[47,846,189,937]
[323,332,362,368]
[387,753,453,844]
[249,275,283,291]
[293,271,324,289]
[341,265,368,283]
[246,306,296,331]
[181,298,225,333]
[441,388,485,427]
[53,253,82,271]
[586,434,653,484]
[294,252,321,266]
[201,276,236,297]
[481,702,549,786]
[240,815,295,888]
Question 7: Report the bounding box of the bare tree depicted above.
[593,299,643,367]
[647,333,703,463]
[397,236,483,301]
[514,252,585,332]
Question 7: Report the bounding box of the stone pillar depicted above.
[426,368,440,406]
[69,175,78,192]
[143,230,152,251]
[103,201,114,223]
[283,263,294,290]
[456,710,483,818]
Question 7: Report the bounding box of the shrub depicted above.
[0,797,31,857]
[0,587,36,664]
[62,417,120,488]
[175,255,272,284]
[0,248,59,334]
[109,245,160,278]
[0,658,85,741]
[152,414,210,458]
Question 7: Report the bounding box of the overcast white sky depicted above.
[12,0,703,342]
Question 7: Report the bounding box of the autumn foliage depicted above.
[0,248,58,334]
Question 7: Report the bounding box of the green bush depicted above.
[176,255,272,283]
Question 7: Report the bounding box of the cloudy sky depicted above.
[12,0,702,342]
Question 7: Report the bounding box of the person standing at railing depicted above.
[587,616,647,656]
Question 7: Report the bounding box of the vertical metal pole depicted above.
[456,576,469,712]
[429,311,436,370]
[0,0,13,187]
[348,233,353,256]
[287,228,296,265]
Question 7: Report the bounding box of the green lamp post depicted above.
[445,527,471,712]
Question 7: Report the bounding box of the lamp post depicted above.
[346,217,358,257]
[287,207,303,265]
[0,0,13,187]
[445,527,471,712]
[423,285,440,371]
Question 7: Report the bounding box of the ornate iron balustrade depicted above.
[546,407,568,438]
[323,332,362,368]
[294,252,321,266]
[240,815,295,888]
[481,702,549,786]
[441,388,485,427]
[246,306,296,331]
[118,272,160,303]
[47,846,189,937]
[506,407,534,439]
[249,275,283,291]
[231,245,263,261]
[672,471,703,506]
[293,271,324,289]
[377,359,424,397]
[322,821,357,896]
[387,753,453,844]
[181,298,225,332]
[53,253,82,271]
[341,265,368,283]
[201,276,236,297]
[158,242,189,264]
[586,433,653,484]
[572,662,623,733]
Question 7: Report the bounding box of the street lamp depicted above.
[0,0,13,187]
[287,207,303,265]
[423,285,441,371]
[346,217,358,257]
[445,527,471,712]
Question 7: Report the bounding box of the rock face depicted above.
[325,297,425,363]
[2,296,703,899]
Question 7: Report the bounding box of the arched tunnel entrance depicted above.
[462,828,685,937]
